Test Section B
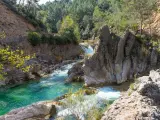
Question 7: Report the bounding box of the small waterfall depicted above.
[80,44,94,55]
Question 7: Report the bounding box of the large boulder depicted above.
[101,69,160,120]
[0,101,57,120]
[1,69,28,86]
[83,25,159,86]
[66,61,84,82]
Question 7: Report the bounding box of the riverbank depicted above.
[0,59,127,120]
[0,63,83,115]
[0,86,121,120]
[101,69,160,120]
[0,58,134,119]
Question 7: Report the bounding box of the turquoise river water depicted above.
[0,46,120,117]
[0,64,82,115]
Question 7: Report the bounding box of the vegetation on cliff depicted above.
[0,32,34,80]
[0,46,34,80]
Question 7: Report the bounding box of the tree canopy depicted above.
[6,0,158,38]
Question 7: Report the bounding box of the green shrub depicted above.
[28,31,78,46]
[59,16,80,44]
[86,107,103,120]
[61,28,79,45]
[41,34,48,43]
[130,83,135,91]
[28,32,41,46]
[128,83,135,96]
[54,35,65,45]
[128,91,132,96]
[48,35,56,45]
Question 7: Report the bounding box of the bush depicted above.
[59,16,80,44]
[28,31,78,46]
[61,28,79,45]
[53,35,63,45]
[28,32,41,46]
[41,34,48,43]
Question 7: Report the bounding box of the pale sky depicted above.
[39,0,54,4]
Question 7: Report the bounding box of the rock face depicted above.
[0,69,28,86]
[0,59,80,87]
[0,101,57,120]
[83,25,159,86]
[101,69,160,120]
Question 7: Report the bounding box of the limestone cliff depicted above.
[83,25,159,86]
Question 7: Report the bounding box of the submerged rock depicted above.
[83,25,159,86]
[0,101,57,120]
[101,69,160,120]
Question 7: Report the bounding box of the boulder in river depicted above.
[66,61,84,83]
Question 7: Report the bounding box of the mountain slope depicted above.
[0,1,35,37]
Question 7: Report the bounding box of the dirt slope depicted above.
[0,1,35,37]
[144,2,160,37]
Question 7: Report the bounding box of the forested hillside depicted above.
[6,0,158,38]
[0,0,160,120]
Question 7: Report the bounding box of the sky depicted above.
[39,0,54,4]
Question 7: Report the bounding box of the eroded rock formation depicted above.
[83,25,159,86]
[101,69,160,120]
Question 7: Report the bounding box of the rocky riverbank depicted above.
[0,100,58,120]
[0,59,81,87]
[0,88,99,120]
[101,69,160,120]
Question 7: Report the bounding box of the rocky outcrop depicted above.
[0,101,57,120]
[0,69,28,86]
[83,25,159,86]
[101,69,160,120]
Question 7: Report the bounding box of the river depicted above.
[0,45,120,117]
